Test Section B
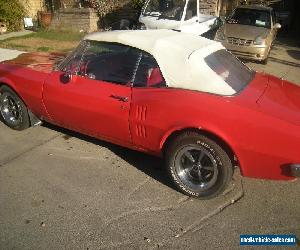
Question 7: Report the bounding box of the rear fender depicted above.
[160,125,238,162]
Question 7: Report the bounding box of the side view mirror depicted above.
[274,23,281,29]
[60,71,72,84]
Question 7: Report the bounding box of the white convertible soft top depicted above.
[85,30,237,95]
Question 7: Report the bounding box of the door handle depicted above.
[110,95,129,102]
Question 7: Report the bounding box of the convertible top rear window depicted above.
[204,50,254,93]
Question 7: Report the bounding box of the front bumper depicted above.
[220,41,269,61]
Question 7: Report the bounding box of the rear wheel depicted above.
[165,132,233,199]
[0,86,30,130]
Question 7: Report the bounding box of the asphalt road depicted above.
[0,38,299,249]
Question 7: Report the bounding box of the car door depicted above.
[130,51,170,152]
[43,41,140,145]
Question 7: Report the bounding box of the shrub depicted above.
[0,0,26,31]
[83,0,145,17]
[83,0,145,28]
[131,0,145,9]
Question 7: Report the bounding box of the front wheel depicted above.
[0,86,30,130]
[165,132,233,199]
[261,46,271,65]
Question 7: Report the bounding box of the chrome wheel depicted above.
[0,93,22,126]
[166,132,233,199]
[175,145,218,192]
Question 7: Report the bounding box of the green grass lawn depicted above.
[0,30,85,52]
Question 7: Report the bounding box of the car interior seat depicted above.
[147,67,164,87]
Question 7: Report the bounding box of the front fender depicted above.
[0,76,19,94]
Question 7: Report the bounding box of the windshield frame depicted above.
[56,40,87,72]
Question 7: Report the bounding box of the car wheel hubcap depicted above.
[175,145,218,192]
[0,94,22,125]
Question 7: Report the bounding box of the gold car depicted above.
[215,5,281,64]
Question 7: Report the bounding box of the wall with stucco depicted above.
[21,0,45,19]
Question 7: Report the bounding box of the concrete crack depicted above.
[105,196,189,226]
[150,180,245,249]
[126,177,151,201]
[176,182,244,238]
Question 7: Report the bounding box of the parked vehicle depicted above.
[0,30,299,199]
[215,5,281,64]
[139,0,222,39]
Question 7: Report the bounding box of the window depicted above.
[144,0,186,21]
[79,41,141,85]
[204,50,254,93]
[134,52,166,88]
[271,11,276,25]
[227,8,271,29]
[58,41,87,73]
[185,0,197,20]
[59,40,165,88]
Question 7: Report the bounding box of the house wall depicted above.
[50,8,99,32]
[21,0,45,20]
[63,0,78,8]
[218,0,240,16]
[199,0,222,16]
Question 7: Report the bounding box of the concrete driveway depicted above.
[0,48,24,62]
[0,122,244,249]
[245,38,300,86]
[0,39,299,249]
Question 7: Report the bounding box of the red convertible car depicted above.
[0,30,299,199]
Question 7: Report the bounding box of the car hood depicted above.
[2,52,66,73]
[257,75,300,126]
[223,23,270,40]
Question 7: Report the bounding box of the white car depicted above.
[139,0,221,38]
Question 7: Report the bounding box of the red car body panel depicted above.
[43,72,132,146]
[0,52,299,181]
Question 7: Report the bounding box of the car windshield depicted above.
[57,41,87,71]
[204,50,254,94]
[143,0,186,21]
[227,8,271,29]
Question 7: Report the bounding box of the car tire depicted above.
[0,85,30,130]
[165,132,233,199]
[261,57,268,65]
[261,47,271,65]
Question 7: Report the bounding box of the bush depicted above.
[0,0,26,31]
[83,0,145,16]
[131,0,145,9]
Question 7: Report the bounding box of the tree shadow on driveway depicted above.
[268,55,300,68]
[43,122,175,191]
[286,50,300,61]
